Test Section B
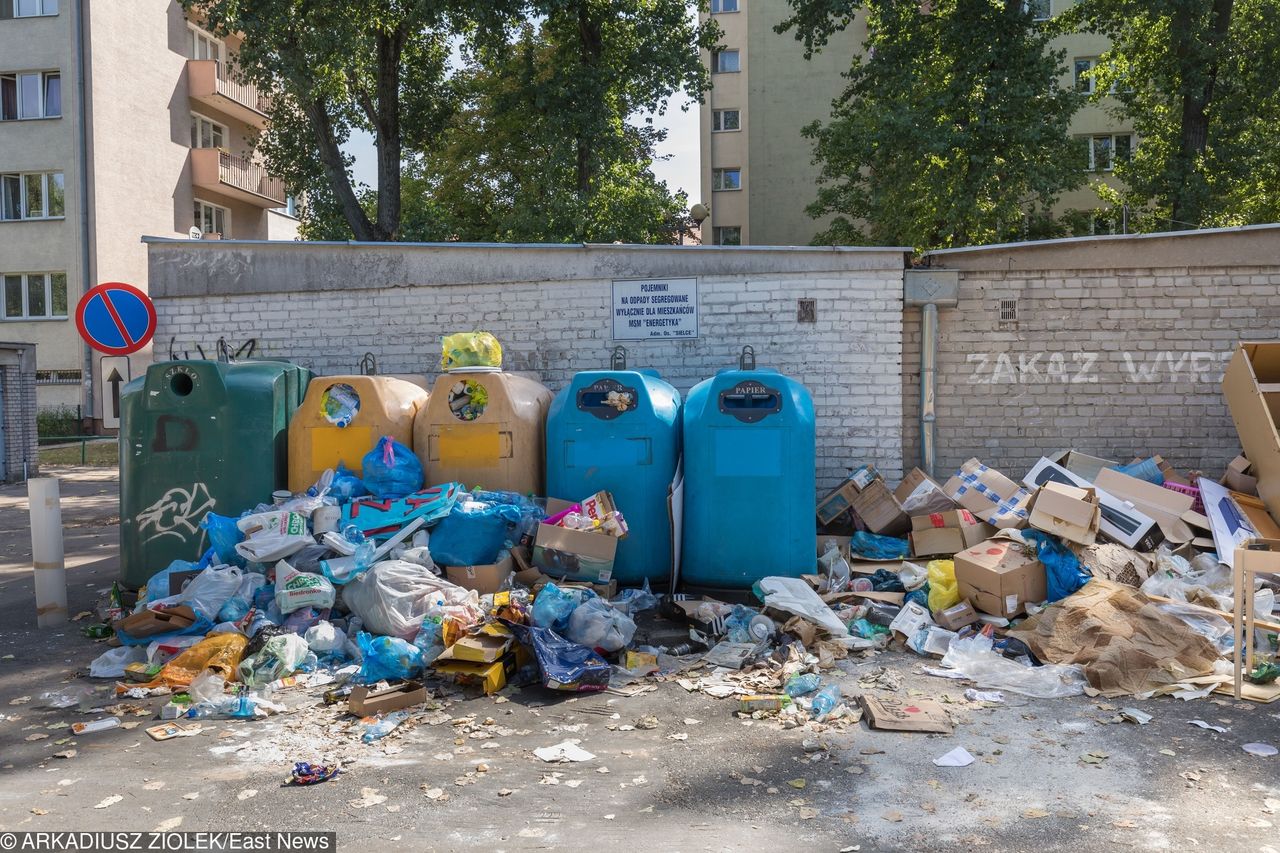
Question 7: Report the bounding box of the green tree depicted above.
[426,2,717,243]
[777,0,1085,250]
[1067,0,1280,229]
[185,0,514,241]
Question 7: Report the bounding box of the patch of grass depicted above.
[39,439,119,467]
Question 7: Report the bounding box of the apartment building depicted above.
[0,0,296,422]
[699,0,1133,246]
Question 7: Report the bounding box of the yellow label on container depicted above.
[311,426,373,473]
[437,424,501,467]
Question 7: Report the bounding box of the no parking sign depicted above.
[74,282,156,356]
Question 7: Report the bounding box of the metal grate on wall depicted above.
[998,298,1018,327]
[35,369,82,386]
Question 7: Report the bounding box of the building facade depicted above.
[0,0,296,422]
[699,0,1133,246]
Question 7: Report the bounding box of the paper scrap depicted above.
[933,746,975,767]
[1187,719,1228,733]
[964,689,1005,703]
[1119,708,1153,725]
[533,739,596,763]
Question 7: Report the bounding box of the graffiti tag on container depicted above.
[136,483,215,544]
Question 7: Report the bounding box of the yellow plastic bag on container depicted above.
[145,632,249,689]
[441,332,503,371]
[927,559,960,613]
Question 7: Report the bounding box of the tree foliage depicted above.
[1066,0,1280,230]
[777,0,1085,250]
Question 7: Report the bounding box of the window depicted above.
[0,172,64,219]
[1,0,57,18]
[2,272,67,319]
[1082,133,1134,171]
[712,109,740,132]
[712,168,741,191]
[711,0,738,11]
[1074,58,1096,93]
[1023,0,1049,20]
[0,71,58,120]
[189,25,222,62]
[35,368,81,385]
[190,113,226,149]
[712,50,740,74]
[712,226,741,246]
[194,199,228,236]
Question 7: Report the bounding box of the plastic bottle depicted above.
[810,683,841,720]
[362,709,411,743]
[785,673,821,697]
[353,539,376,571]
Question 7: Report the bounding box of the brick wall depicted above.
[0,343,39,482]
[907,226,1280,481]
[147,242,909,490]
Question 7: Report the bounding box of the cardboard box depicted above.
[533,514,618,584]
[1223,455,1259,496]
[850,479,910,536]
[1047,449,1119,484]
[908,509,994,556]
[953,539,1046,618]
[895,468,958,516]
[859,694,953,734]
[433,647,526,695]
[435,625,513,664]
[817,465,878,525]
[347,681,429,715]
[933,600,979,631]
[1023,456,1163,551]
[115,605,197,638]
[1095,467,1194,544]
[445,553,514,595]
[942,458,1032,529]
[1224,343,1280,527]
[1027,482,1101,545]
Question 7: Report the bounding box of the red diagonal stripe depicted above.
[100,291,137,347]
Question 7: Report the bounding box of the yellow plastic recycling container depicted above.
[414,369,553,494]
[288,375,429,492]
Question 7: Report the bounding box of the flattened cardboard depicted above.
[445,553,514,595]
[850,479,910,536]
[953,539,1046,618]
[943,458,1032,529]
[1023,456,1163,551]
[895,468,958,516]
[1232,493,1280,540]
[347,681,428,715]
[1027,482,1101,546]
[1223,343,1280,527]
[859,694,953,734]
[1095,467,1194,544]
[116,606,197,638]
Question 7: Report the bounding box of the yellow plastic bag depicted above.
[927,559,959,613]
[145,632,248,689]
[441,332,503,371]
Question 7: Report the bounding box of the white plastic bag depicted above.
[235,512,312,562]
[899,561,928,591]
[237,634,310,687]
[565,598,637,653]
[274,560,335,614]
[341,560,481,639]
[939,633,1087,699]
[756,576,849,637]
[304,620,344,652]
[189,671,226,705]
[151,565,243,620]
[89,645,146,678]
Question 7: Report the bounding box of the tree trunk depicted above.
[304,97,379,241]
[373,29,403,241]
[1170,0,1234,228]
[575,2,604,200]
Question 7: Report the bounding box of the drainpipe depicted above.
[74,0,94,429]
[903,269,959,477]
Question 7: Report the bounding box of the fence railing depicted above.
[213,60,272,116]
[218,150,286,204]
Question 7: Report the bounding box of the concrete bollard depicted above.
[29,477,67,627]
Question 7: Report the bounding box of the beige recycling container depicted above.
[288,376,429,492]
[414,369,553,494]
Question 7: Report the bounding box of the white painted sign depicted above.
[611,277,699,341]
[100,356,131,430]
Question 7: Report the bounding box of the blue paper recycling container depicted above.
[546,360,682,585]
[681,349,815,589]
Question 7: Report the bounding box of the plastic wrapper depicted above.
[362,436,424,499]
[274,560,336,614]
[341,484,462,537]
[611,579,659,615]
[200,512,246,567]
[341,559,482,639]
[1022,529,1090,602]
[939,633,1088,699]
[926,559,959,612]
[355,632,424,683]
[506,622,610,692]
[235,512,312,563]
[753,576,849,637]
[429,495,524,567]
[189,671,226,705]
[850,531,910,560]
[89,645,146,678]
[565,598,637,653]
[441,331,503,371]
[147,632,249,689]
[238,633,310,688]
[303,620,345,652]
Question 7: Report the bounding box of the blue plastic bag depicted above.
[355,631,425,684]
[506,622,611,693]
[1022,529,1091,602]
[531,582,592,632]
[429,494,524,566]
[362,436,424,499]
[200,512,246,567]
[850,531,910,560]
[330,462,369,502]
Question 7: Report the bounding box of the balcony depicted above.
[190,148,286,207]
[187,59,270,126]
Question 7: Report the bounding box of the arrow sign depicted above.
[100,356,131,430]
